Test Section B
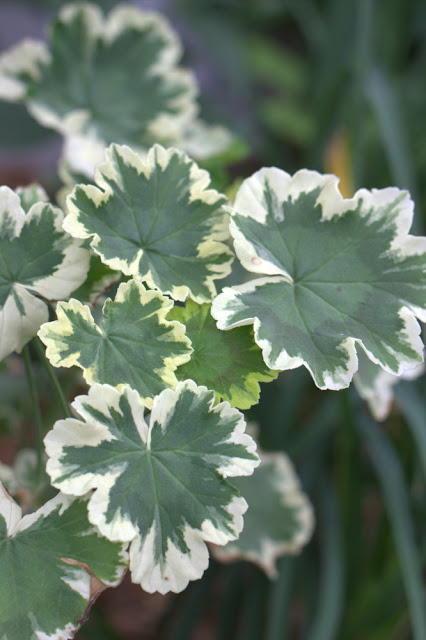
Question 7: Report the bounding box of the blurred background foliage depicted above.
[0,0,424,638]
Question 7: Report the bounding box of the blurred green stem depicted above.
[35,337,70,418]
[22,345,44,483]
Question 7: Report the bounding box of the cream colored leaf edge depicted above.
[44,381,259,593]
[228,167,426,288]
[64,144,234,302]
[212,277,425,390]
[212,451,314,578]
[38,279,192,406]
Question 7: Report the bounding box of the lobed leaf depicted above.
[44,381,259,593]
[212,168,426,390]
[0,3,197,151]
[212,451,314,577]
[0,484,127,640]
[0,185,89,361]
[38,278,192,407]
[65,143,233,302]
[169,299,278,409]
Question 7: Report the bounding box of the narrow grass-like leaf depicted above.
[395,382,426,476]
[356,414,426,640]
[44,381,259,593]
[304,479,344,640]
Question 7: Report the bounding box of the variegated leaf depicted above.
[169,299,278,409]
[38,279,192,407]
[0,484,127,640]
[212,169,426,390]
[0,3,196,152]
[0,185,89,361]
[354,348,425,421]
[212,451,314,577]
[64,144,233,302]
[44,381,259,594]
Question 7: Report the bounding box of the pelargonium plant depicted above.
[0,3,424,638]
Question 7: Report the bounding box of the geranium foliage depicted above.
[213,452,314,577]
[64,143,233,302]
[0,484,127,640]
[38,278,192,407]
[169,299,278,408]
[0,185,89,361]
[0,3,197,151]
[212,169,426,390]
[44,381,259,594]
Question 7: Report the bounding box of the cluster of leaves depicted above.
[0,2,425,639]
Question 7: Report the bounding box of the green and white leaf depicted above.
[169,299,278,409]
[0,186,89,361]
[15,183,48,212]
[0,484,128,640]
[0,3,197,152]
[38,279,192,407]
[212,168,426,390]
[354,348,425,421]
[212,451,314,577]
[65,143,233,302]
[44,380,259,594]
[181,119,234,161]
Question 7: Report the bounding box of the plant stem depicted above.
[35,337,71,418]
[22,344,44,483]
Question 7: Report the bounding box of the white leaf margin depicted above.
[212,168,426,388]
[212,451,314,578]
[0,483,128,586]
[64,143,233,303]
[0,483,128,640]
[0,3,198,144]
[354,357,425,421]
[0,187,90,360]
[38,278,193,406]
[44,381,259,593]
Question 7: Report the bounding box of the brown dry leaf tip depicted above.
[60,556,127,627]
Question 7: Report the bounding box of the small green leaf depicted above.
[169,299,278,409]
[38,279,192,407]
[65,143,233,302]
[213,451,314,577]
[212,168,426,390]
[44,381,259,593]
[0,484,127,640]
[0,3,196,151]
[0,185,89,361]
